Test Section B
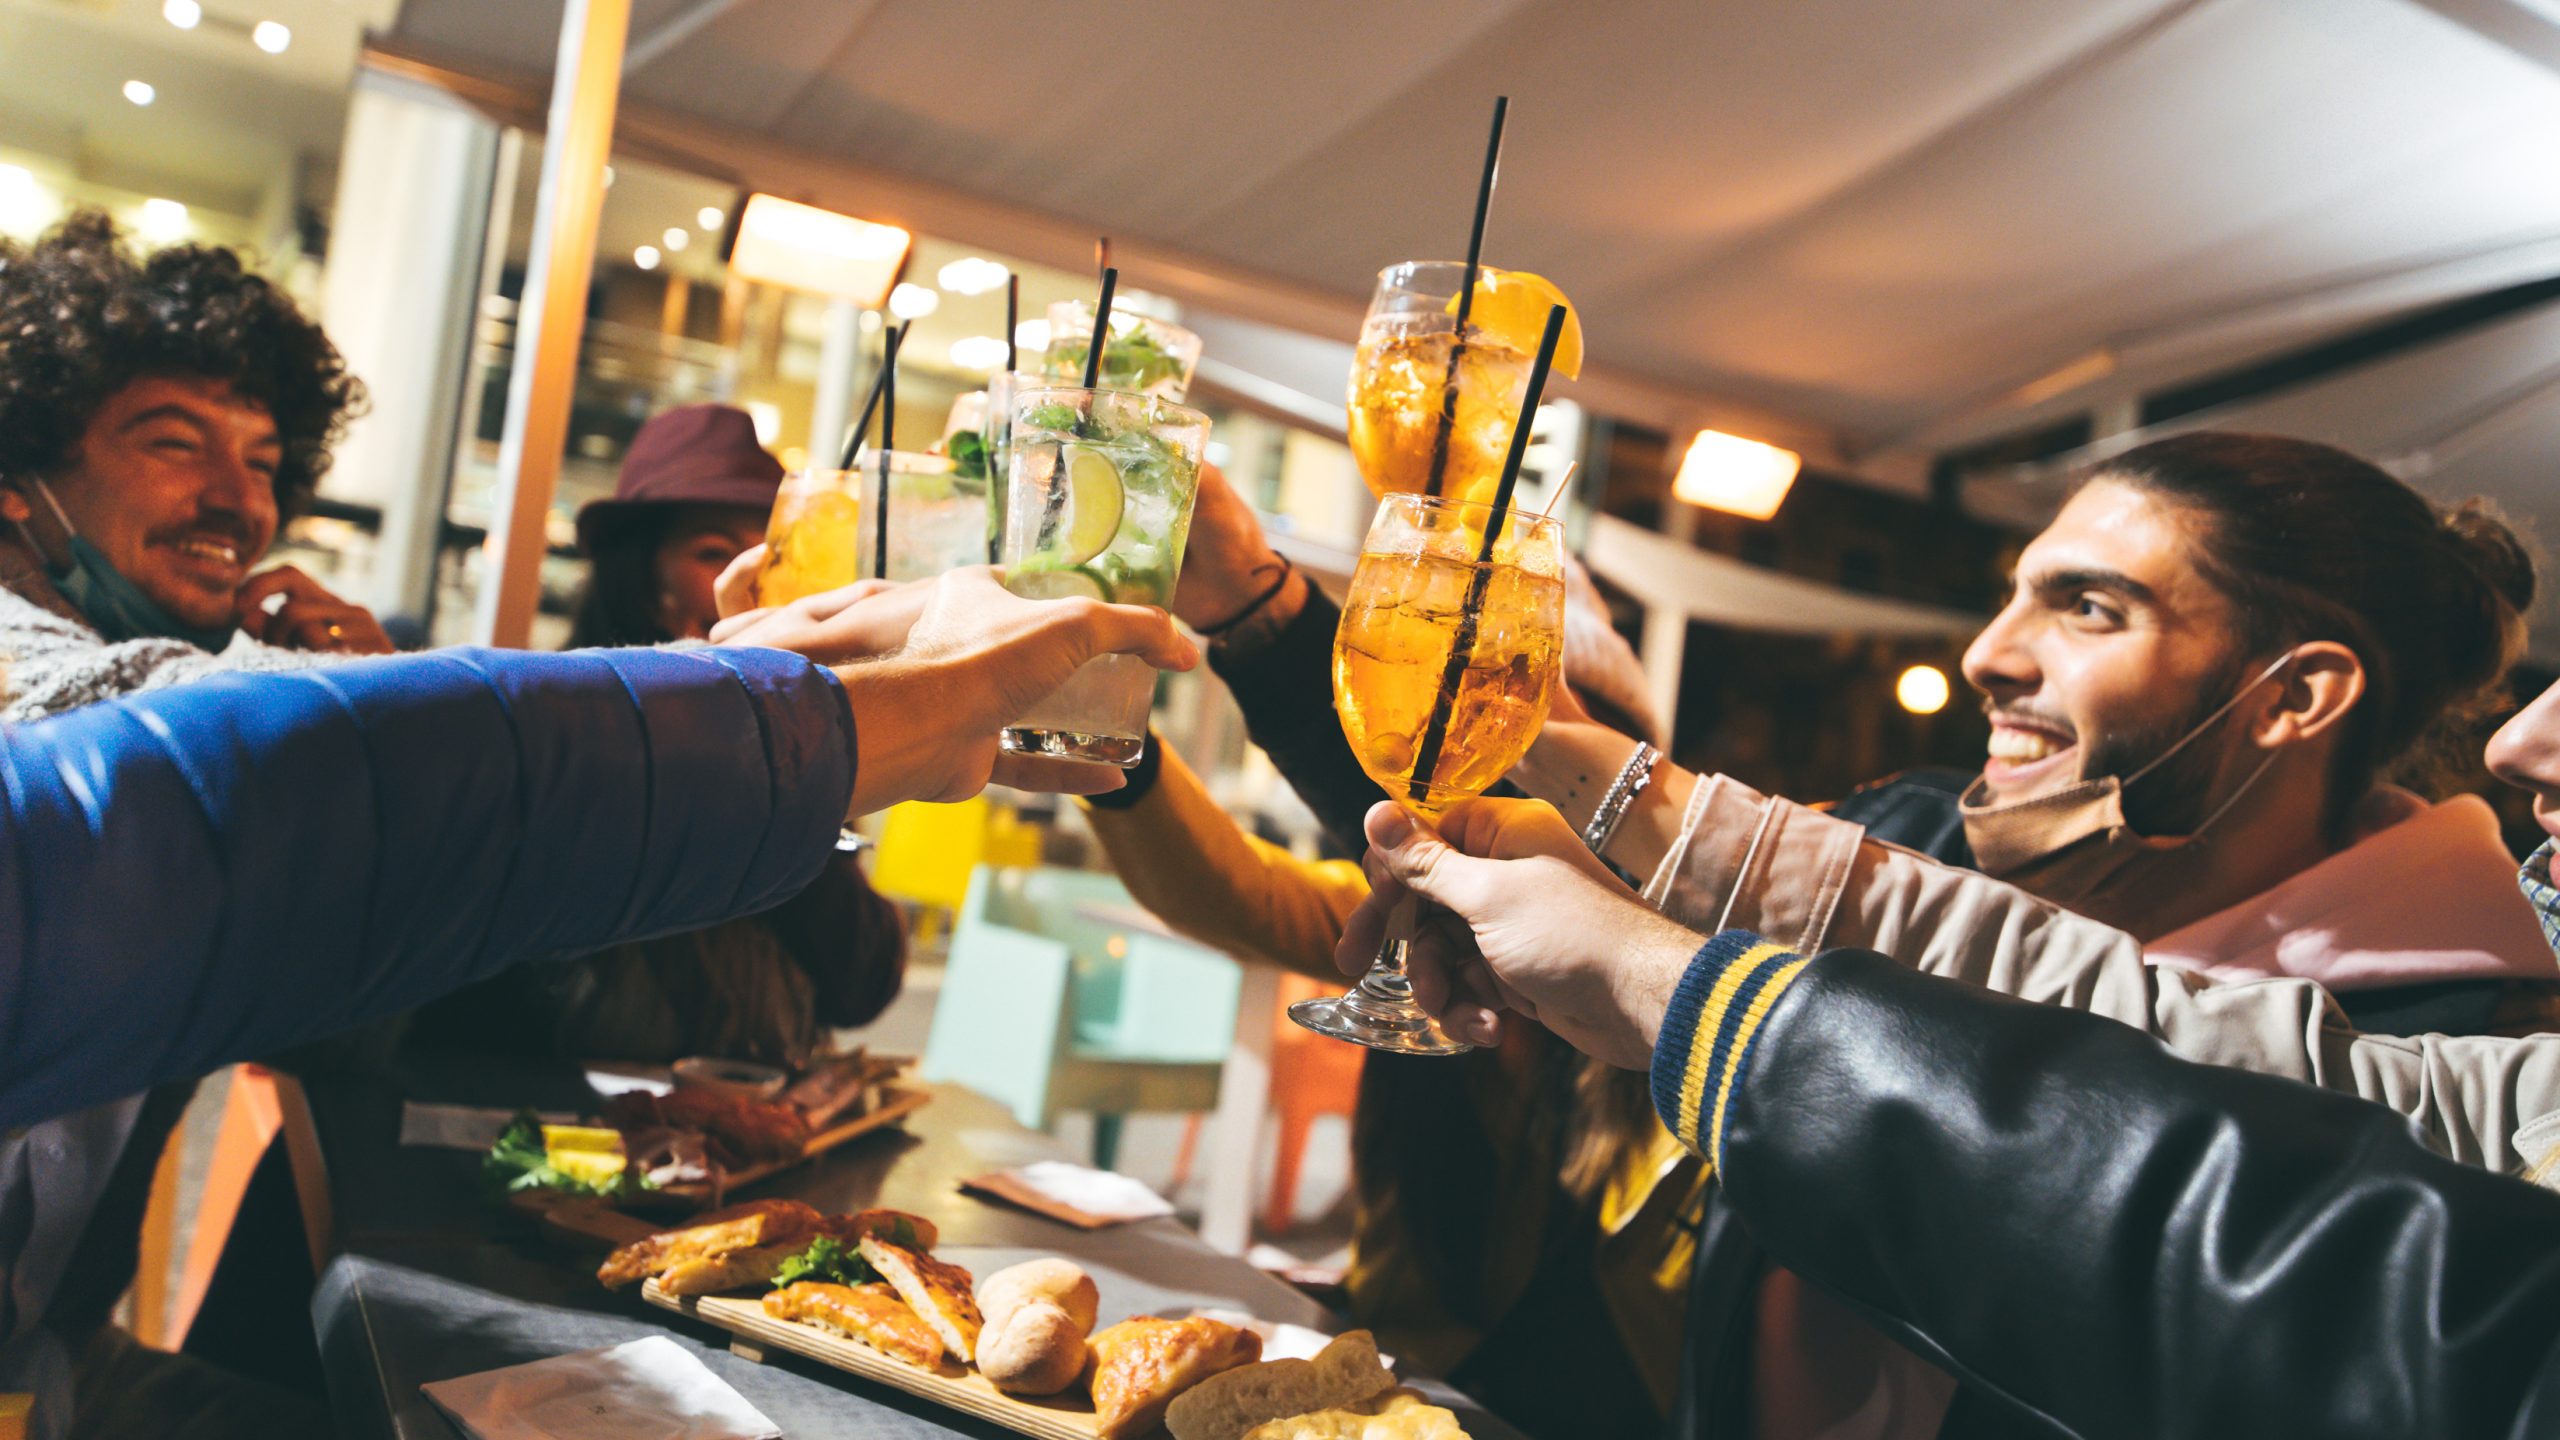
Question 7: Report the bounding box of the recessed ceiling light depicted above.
[661,227,690,253]
[634,245,661,271]
[949,335,1008,372]
[936,257,1009,296]
[162,0,201,29]
[123,79,156,106]
[138,198,188,241]
[887,283,939,320]
[252,20,290,54]
[602,165,616,189]
[696,206,724,231]
[1013,319,1051,352]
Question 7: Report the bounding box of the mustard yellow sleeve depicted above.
[1081,741,1369,980]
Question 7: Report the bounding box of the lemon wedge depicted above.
[1445,269,1582,378]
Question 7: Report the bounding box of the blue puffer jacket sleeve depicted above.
[0,645,856,1129]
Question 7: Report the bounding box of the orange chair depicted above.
[131,1065,331,1348]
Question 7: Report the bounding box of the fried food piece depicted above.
[1167,1330,1396,1440]
[857,1234,981,1363]
[1240,1390,1468,1440]
[819,1207,939,1252]
[783,1050,902,1129]
[764,1281,943,1369]
[595,1198,821,1289]
[1088,1317,1264,1440]
[656,1238,810,1296]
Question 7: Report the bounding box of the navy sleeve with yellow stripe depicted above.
[1649,930,1816,1172]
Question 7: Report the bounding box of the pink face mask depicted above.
[1959,651,2296,907]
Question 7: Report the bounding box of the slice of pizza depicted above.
[763,1281,944,1369]
[1089,1316,1264,1440]
[857,1234,982,1363]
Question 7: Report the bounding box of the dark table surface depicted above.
[304,1050,1522,1439]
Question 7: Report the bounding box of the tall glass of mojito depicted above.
[850,447,993,583]
[1347,261,1580,506]
[999,384,1209,766]
[1039,300,1203,401]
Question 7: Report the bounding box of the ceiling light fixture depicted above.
[123,79,156,106]
[696,206,724,231]
[1672,428,1802,520]
[935,257,1010,296]
[252,20,290,53]
[887,283,939,320]
[162,0,201,28]
[137,198,189,242]
[661,227,689,253]
[1013,319,1051,353]
[725,194,910,306]
[633,245,661,271]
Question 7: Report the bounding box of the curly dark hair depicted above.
[0,208,363,516]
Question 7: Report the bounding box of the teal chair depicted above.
[923,865,1241,1169]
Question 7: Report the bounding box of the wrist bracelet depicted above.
[1197,556,1295,638]
[1581,741,1660,854]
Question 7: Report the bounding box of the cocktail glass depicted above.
[1039,300,1203,402]
[998,384,1210,767]
[1289,492,1565,1054]
[754,451,990,605]
[1346,260,1537,507]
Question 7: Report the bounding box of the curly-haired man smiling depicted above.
[0,209,388,722]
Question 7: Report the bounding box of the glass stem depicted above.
[1356,937,1417,1006]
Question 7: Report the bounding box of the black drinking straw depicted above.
[837,322,906,470]
[872,322,904,579]
[1004,272,1020,373]
[1402,302,1566,804]
[1081,267,1118,390]
[1424,96,1509,499]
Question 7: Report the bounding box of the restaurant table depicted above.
[303,1049,1525,1439]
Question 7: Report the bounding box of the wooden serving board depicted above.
[644,1281,1103,1440]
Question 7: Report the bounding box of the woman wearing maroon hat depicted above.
[568,403,787,646]
[412,404,910,1064]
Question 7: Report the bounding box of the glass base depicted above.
[1288,989,1475,1056]
[1001,727,1144,768]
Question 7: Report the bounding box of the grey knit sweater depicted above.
[0,584,332,722]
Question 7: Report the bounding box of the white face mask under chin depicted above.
[1958,650,2298,907]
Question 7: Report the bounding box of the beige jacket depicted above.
[1648,773,2560,1186]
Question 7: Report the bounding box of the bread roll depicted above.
[972,1259,1099,1396]
[976,1257,1099,1334]
[975,1298,1089,1395]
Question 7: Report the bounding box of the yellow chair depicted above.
[869,798,1041,944]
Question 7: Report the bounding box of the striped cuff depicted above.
[1649,930,1815,1172]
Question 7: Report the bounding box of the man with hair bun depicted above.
[1177,428,2554,1440]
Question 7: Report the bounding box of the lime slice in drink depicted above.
[1057,447,1125,566]
[1010,566,1110,602]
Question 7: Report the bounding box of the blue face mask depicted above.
[23,479,238,652]
[2521,840,2560,957]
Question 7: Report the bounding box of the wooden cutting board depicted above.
[643,1281,1104,1440]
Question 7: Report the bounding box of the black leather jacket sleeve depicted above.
[1656,933,2560,1440]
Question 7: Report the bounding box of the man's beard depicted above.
[2079,654,2254,838]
